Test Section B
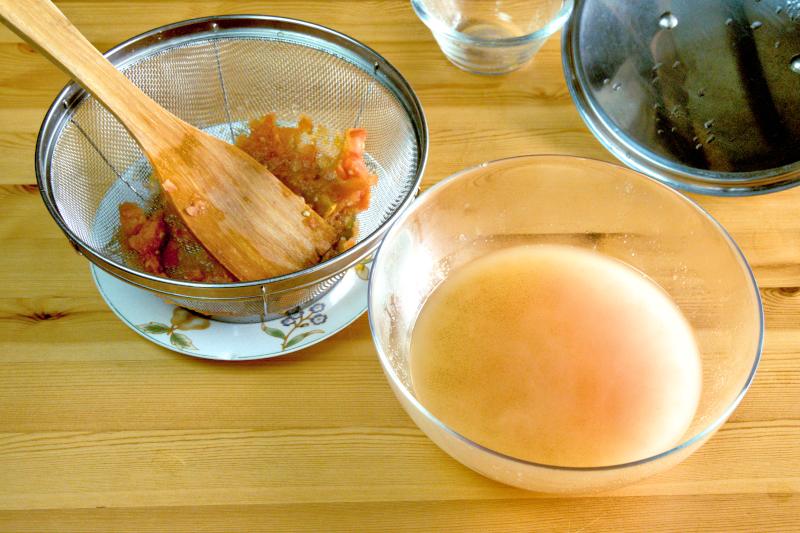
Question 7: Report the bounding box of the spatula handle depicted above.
[0,0,183,148]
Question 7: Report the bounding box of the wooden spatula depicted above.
[0,0,339,281]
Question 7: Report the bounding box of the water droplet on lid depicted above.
[707,134,716,144]
[695,143,703,150]
[777,6,783,14]
[751,21,763,29]
[791,55,800,74]
[658,12,679,29]
[670,126,677,133]
[775,40,782,48]
[652,62,663,71]
[672,60,681,68]
[612,82,622,91]
[692,135,699,142]
[652,76,660,84]
[725,17,733,25]
[657,129,664,135]
[603,78,610,85]
[704,119,714,129]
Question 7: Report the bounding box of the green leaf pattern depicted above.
[170,332,197,350]
[263,304,327,350]
[261,324,286,340]
[139,322,171,334]
[136,307,209,351]
[285,330,325,348]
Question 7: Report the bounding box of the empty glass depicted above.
[411,0,574,74]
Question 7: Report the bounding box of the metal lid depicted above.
[563,0,800,195]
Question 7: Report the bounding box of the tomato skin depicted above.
[334,129,377,211]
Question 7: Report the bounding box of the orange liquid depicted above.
[410,244,701,467]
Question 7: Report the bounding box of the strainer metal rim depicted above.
[35,14,428,294]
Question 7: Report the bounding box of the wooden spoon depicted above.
[0,0,339,281]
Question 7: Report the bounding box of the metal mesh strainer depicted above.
[36,15,427,322]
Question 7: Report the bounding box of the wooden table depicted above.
[1,2,798,531]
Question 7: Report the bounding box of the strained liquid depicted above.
[410,244,702,467]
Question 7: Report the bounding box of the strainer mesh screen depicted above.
[48,33,419,318]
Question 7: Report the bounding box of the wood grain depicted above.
[0,1,798,531]
[2,495,796,533]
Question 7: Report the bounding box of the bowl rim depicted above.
[410,0,574,47]
[367,153,764,472]
[35,14,428,297]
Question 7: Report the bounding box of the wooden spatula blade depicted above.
[152,130,339,281]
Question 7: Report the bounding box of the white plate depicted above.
[91,260,371,360]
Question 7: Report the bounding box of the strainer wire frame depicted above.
[35,14,428,301]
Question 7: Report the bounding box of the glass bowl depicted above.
[368,155,763,493]
[411,0,574,75]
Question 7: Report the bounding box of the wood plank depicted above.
[0,495,798,532]
[0,421,797,510]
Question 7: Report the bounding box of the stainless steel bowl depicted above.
[36,15,428,322]
[563,0,800,195]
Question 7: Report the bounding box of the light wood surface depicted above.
[0,1,798,531]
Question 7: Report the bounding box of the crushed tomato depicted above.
[118,114,377,282]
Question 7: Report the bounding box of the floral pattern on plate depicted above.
[92,257,370,360]
[262,303,328,350]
